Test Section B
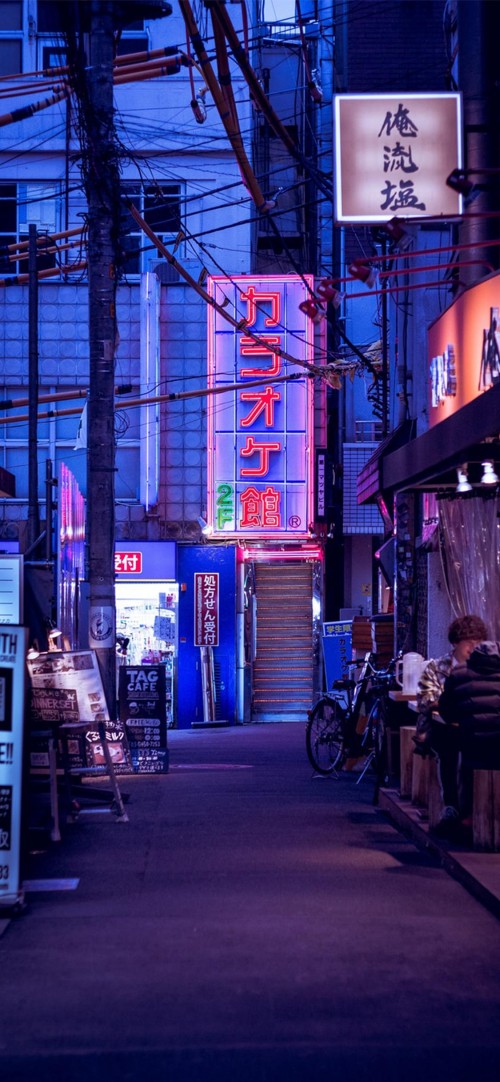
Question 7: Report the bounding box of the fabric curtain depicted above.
[438,494,500,640]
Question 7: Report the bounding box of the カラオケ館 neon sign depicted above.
[207,276,314,539]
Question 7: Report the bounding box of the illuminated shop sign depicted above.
[428,273,500,424]
[207,276,314,539]
[480,307,500,390]
[114,543,176,580]
[334,93,462,223]
[194,573,219,647]
[430,344,457,407]
[115,551,143,575]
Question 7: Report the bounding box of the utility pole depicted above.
[63,0,171,713]
[457,1,500,284]
[28,223,40,550]
[64,0,121,714]
[84,2,120,714]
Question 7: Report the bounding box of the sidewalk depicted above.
[2,722,500,1081]
[378,787,500,918]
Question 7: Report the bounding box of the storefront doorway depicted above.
[115,580,178,728]
[248,557,321,720]
[115,543,177,727]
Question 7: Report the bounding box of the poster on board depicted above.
[118,665,169,773]
[27,650,132,774]
[0,625,28,911]
[321,621,353,699]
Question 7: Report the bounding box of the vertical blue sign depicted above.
[322,621,353,693]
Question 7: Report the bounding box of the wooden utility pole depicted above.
[84,2,120,713]
[64,0,121,714]
[28,223,40,550]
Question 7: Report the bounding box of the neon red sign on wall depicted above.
[207,276,314,539]
[194,573,219,646]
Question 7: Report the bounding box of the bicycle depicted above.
[305,652,399,786]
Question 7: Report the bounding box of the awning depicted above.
[357,384,500,501]
[356,420,415,504]
[382,382,500,493]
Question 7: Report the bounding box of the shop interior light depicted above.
[298,298,325,324]
[197,516,213,537]
[45,622,63,651]
[456,465,473,493]
[317,278,345,308]
[446,168,475,198]
[27,645,40,661]
[382,217,413,251]
[348,261,378,287]
[480,460,499,485]
[243,546,323,561]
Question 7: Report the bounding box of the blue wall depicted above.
[176,545,237,729]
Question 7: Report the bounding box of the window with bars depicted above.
[0,0,23,76]
[120,183,182,276]
[0,182,61,274]
[35,5,150,70]
[0,177,182,278]
[343,444,384,535]
[0,386,142,502]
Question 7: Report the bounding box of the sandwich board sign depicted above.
[0,626,28,910]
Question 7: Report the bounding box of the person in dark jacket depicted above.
[413,614,488,837]
[438,641,500,826]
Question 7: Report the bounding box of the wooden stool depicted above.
[399,726,416,799]
[411,753,430,808]
[473,770,500,851]
[427,756,445,829]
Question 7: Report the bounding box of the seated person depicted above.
[439,639,500,828]
[414,614,488,837]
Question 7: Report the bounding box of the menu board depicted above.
[0,626,28,910]
[118,665,169,773]
[27,650,132,774]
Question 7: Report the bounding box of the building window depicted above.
[36,0,64,33]
[121,184,182,276]
[0,182,61,274]
[0,184,17,273]
[116,18,149,58]
[0,0,23,74]
[36,0,67,69]
[0,387,141,502]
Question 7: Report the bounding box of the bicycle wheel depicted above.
[366,698,390,785]
[306,697,346,774]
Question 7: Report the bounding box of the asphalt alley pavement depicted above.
[1,722,500,1082]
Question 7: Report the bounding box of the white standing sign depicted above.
[0,625,28,910]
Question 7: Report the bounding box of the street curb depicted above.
[378,787,500,921]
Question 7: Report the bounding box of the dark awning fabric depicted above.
[357,383,500,502]
[382,382,500,493]
[356,420,415,505]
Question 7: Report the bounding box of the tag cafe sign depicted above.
[334,93,462,222]
[207,275,314,539]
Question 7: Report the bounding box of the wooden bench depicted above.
[399,724,444,828]
[399,725,416,799]
[473,770,500,851]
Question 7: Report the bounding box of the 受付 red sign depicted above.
[115,551,143,574]
[194,573,219,647]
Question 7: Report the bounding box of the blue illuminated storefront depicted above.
[114,541,237,730]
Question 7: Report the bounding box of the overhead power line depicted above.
[0,372,307,426]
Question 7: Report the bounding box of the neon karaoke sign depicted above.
[207,276,314,539]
